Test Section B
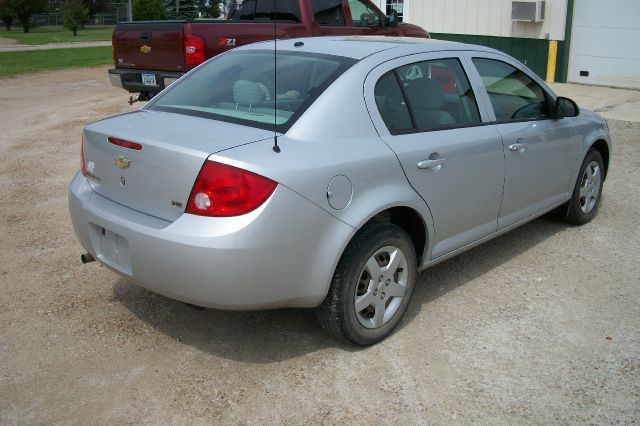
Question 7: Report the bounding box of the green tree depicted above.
[0,0,15,31]
[46,0,61,13]
[195,0,220,19]
[62,0,88,35]
[164,0,197,19]
[12,0,47,32]
[133,0,166,20]
[83,0,108,16]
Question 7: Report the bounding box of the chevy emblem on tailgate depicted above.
[140,45,151,54]
[114,155,131,169]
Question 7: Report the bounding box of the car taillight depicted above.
[184,33,205,66]
[81,135,86,176]
[186,161,277,217]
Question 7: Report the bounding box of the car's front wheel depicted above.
[563,149,605,225]
[316,223,417,345]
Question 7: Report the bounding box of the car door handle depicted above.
[417,157,446,170]
[508,143,528,153]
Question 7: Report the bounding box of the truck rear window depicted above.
[229,0,302,22]
[149,50,356,132]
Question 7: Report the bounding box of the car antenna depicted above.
[272,0,281,153]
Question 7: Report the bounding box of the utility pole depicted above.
[127,0,132,21]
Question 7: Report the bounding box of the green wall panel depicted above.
[429,33,565,82]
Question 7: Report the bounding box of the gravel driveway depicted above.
[1,67,638,424]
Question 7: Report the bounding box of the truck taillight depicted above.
[184,33,205,66]
[81,135,86,177]
[186,161,277,217]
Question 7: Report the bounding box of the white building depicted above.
[374,0,640,89]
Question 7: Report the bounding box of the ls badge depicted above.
[114,155,131,169]
[140,45,151,54]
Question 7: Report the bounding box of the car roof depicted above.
[240,36,502,60]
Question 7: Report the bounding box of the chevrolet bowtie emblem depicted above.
[114,155,131,169]
[140,45,151,54]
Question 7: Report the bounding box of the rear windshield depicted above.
[229,0,302,22]
[149,50,356,132]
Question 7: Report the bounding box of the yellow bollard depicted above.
[546,40,558,83]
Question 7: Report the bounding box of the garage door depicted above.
[568,0,640,89]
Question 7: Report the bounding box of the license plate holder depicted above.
[98,226,132,274]
[141,73,156,86]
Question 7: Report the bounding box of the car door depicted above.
[365,53,505,259]
[467,53,577,229]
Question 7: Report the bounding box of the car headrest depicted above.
[233,80,264,107]
[405,78,445,110]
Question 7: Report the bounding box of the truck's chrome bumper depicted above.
[108,68,184,94]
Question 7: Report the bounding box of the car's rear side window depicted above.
[229,0,302,22]
[149,50,356,133]
[312,0,346,26]
[472,58,553,121]
[375,58,481,133]
[375,72,412,132]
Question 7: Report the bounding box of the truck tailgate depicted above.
[113,22,185,72]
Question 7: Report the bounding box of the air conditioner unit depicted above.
[512,1,545,22]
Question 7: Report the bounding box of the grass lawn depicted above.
[0,46,112,77]
[0,26,113,45]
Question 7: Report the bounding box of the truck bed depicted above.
[112,20,307,73]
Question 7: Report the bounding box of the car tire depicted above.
[316,223,417,346]
[562,149,605,225]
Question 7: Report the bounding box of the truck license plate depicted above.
[141,73,156,86]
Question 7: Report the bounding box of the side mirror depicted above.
[385,9,399,27]
[555,96,579,119]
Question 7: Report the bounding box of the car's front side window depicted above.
[375,58,481,133]
[472,57,553,122]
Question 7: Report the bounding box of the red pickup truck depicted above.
[109,0,429,101]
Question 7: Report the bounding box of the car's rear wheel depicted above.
[316,223,417,345]
[562,149,605,225]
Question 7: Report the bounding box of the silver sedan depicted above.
[69,36,611,345]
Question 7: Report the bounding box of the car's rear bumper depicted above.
[108,68,184,94]
[68,173,354,310]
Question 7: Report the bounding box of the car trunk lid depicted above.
[82,110,273,221]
